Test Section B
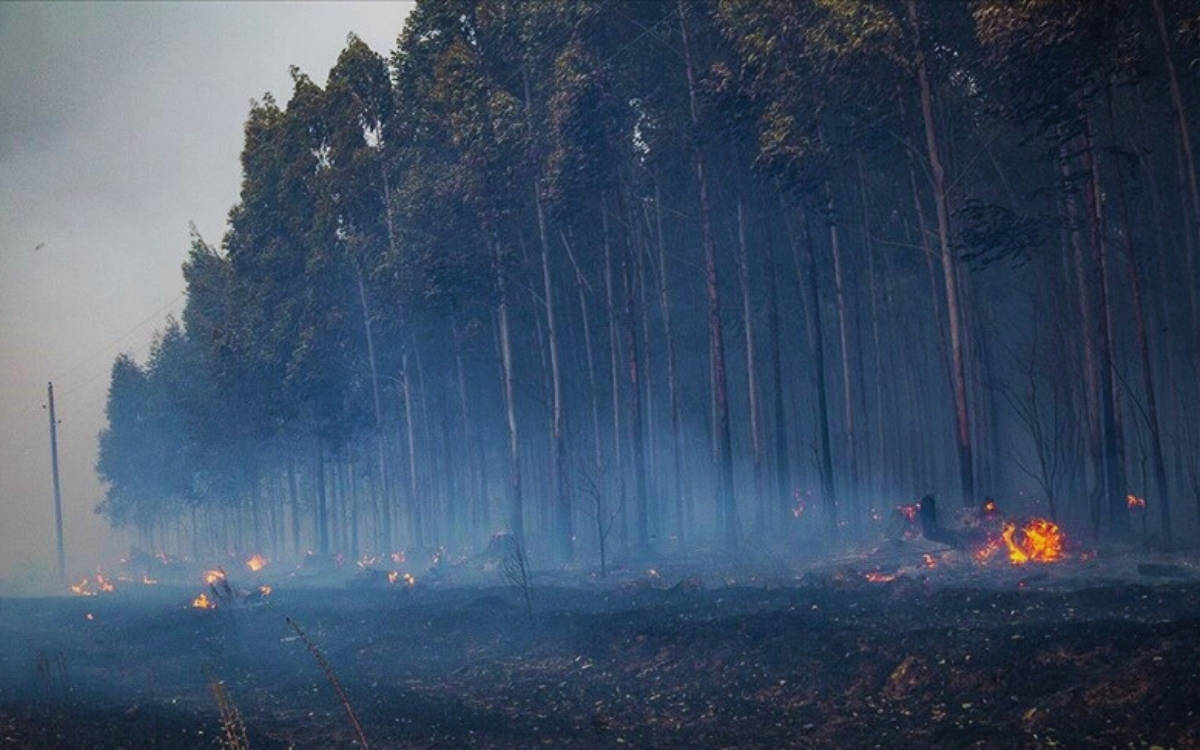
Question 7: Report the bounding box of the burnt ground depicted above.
[2,566,1200,748]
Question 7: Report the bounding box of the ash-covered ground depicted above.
[2,548,1200,748]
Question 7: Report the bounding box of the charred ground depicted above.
[3,561,1199,748]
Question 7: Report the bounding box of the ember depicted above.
[203,568,226,585]
[922,553,937,568]
[1126,494,1146,509]
[191,593,214,609]
[258,584,272,596]
[246,554,267,572]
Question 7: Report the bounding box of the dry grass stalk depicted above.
[286,616,369,749]
[209,679,250,750]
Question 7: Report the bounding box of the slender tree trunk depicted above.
[788,204,838,537]
[315,439,328,554]
[735,192,766,534]
[857,152,887,503]
[602,202,627,549]
[494,241,524,546]
[401,351,422,547]
[681,0,737,548]
[763,190,791,529]
[908,0,974,508]
[620,202,650,551]
[1081,112,1131,538]
[1113,152,1173,548]
[826,182,858,529]
[652,182,690,545]
[357,272,390,553]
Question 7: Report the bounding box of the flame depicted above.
[258,584,272,596]
[387,571,399,585]
[403,573,416,586]
[864,571,896,583]
[983,499,997,515]
[95,573,115,592]
[922,553,937,568]
[191,593,214,609]
[1000,519,1064,565]
[203,569,226,585]
[246,554,267,572]
[1126,494,1146,509]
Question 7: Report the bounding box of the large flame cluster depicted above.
[975,518,1064,565]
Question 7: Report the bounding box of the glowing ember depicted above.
[983,498,997,515]
[973,536,1003,563]
[864,571,896,583]
[258,585,272,596]
[922,553,937,568]
[246,554,268,572]
[203,569,226,585]
[70,578,95,596]
[192,593,214,609]
[95,573,115,592]
[387,571,399,585]
[1127,494,1146,509]
[1001,519,1064,565]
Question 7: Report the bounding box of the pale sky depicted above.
[0,1,414,585]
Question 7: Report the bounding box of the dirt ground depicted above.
[2,558,1199,748]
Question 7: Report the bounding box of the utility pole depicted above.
[47,381,65,581]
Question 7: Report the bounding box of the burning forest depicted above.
[5,0,1200,747]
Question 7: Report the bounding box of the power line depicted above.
[49,290,185,393]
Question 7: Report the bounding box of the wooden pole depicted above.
[47,381,65,580]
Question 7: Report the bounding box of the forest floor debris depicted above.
[2,560,1199,747]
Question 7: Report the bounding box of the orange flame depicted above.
[246,554,267,572]
[203,569,226,585]
[1126,494,1146,509]
[387,571,399,585]
[191,593,214,609]
[258,584,272,596]
[983,499,997,515]
[922,553,937,568]
[1000,519,1064,564]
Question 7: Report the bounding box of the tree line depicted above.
[96,0,1200,565]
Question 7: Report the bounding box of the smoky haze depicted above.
[0,1,414,585]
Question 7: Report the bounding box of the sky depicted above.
[0,1,414,585]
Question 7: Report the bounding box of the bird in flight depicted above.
[34,242,45,252]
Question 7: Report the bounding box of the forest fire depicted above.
[246,554,267,572]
